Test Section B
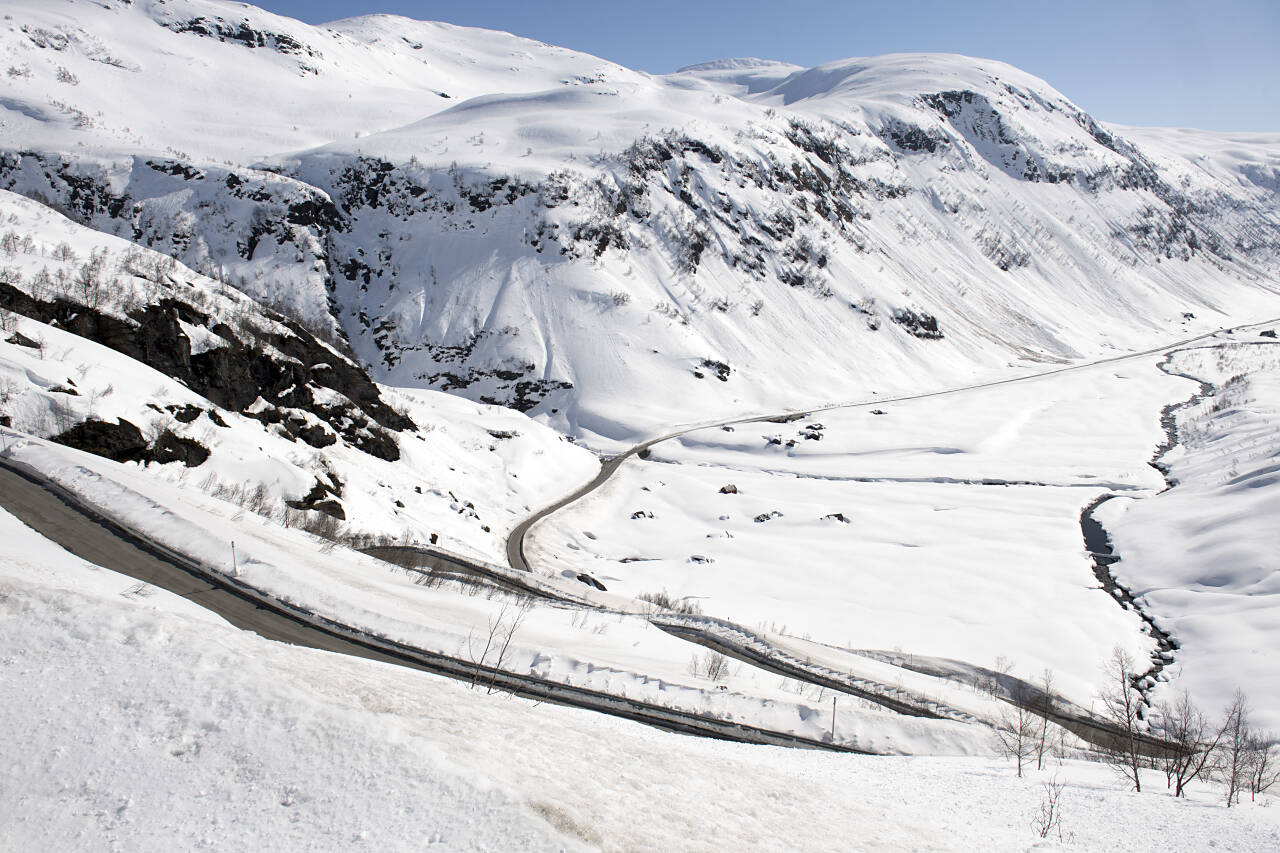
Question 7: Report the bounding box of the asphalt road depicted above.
[505,319,1280,580]
[0,457,867,752]
[0,459,427,660]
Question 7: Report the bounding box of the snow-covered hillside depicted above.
[6,508,1277,851]
[1099,332,1280,732]
[2,0,1279,445]
[0,189,598,561]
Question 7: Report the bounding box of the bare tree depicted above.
[1248,733,1279,802]
[689,650,729,683]
[1218,690,1251,807]
[1098,647,1145,792]
[52,242,77,263]
[74,249,107,309]
[995,685,1039,778]
[1035,668,1055,771]
[1054,724,1069,766]
[30,266,52,301]
[466,598,532,694]
[1157,690,1224,797]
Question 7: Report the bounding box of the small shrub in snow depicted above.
[1031,775,1068,842]
[55,66,78,85]
[638,589,702,616]
[690,650,730,683]
[652,301,686,324]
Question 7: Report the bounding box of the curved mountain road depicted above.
[0,456,869,753]
[507,321,1276,572]
[3,319,1273,756]
[500,318,1280,752]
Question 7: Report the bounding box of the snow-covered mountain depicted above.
[5,2,1280,843]
[2,0,1278,446]
[0,189,599,560]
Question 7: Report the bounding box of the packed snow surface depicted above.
[4,507,1279,852]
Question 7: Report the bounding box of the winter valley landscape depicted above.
[1,0,1279,849]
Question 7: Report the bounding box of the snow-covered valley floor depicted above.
[4,506,1278,852]
[531,323,1280,725]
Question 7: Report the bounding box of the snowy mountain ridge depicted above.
[1,0,1279,449]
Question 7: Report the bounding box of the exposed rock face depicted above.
[52,417,150,463]
[0,282,412,462]
[50,417,211,468]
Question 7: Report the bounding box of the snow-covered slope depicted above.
[1099,331,1280,732]
[7,505,1278,851]
[0,189,598,561]
[2,0,1278,446]
[3,2,1280,841]
[0,0,633,163]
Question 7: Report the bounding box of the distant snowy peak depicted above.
[675,57,806,95]
[677,57,799,72]
[759,53,1074,106]
[0,0,634,162]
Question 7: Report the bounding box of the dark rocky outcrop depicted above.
[891,308,943,340]
[53,417,149,463]
[51,417,209,467]
[0,282,412,461]
[286,475,346,520]
[150,429,211,466]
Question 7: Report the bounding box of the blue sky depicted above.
[250,0,1279,131]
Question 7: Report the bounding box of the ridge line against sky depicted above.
[245,0,1280,133]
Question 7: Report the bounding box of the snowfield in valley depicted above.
[528,335,1280,717]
